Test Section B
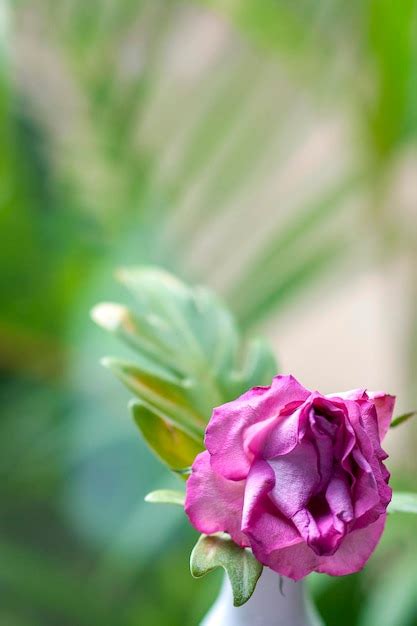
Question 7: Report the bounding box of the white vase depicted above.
[201,567,324,626]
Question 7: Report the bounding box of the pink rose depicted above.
[185,375,395,580]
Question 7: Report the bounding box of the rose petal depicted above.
[316,514,386,575]
[310,411,338,490]
[242,460,275,526]
[256,515,386,579]
[291,506,342,556]
[351,449,381,518]
[328,389,395,441]
[349,403,392,516]
[262,400,310,459]
[326,473,353,524]
[185,451,249,547]
[205,375,309,480]
[367,392,396,440]
[244,414,281,458]
[327,388,367,402]
[242,460,300,554]
[268,440,320,518]
[186,380,392,582]
[355,399,387,460]
[315,472,353,553]
[252,540,318,581]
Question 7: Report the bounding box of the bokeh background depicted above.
[1,1,417,624]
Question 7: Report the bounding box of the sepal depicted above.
[190,533,263,607]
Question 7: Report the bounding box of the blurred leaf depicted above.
[235,338,278,394]
[144,489,185,506]
[91,302,185,378]
[103,357,206,437]
[190,534,262,607]
[131,400,203,470]
[358,551,417,626]
[93,267,278,437]
[195,0,324,61]
[367,0,417,157]
[389,492,417,514]
[237,239,343,329]
[0,540,109,624]
[390,410,416,429]
[0,0,10,91]
[230,175,358,327]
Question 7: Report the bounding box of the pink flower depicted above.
[185,375,395,580]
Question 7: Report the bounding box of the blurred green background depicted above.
[1,1,417,624]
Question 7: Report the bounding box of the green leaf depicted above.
[93,267,278,449]
[233,337,278,395]
[173,467,192,478]
[390,411,416,429]
[131,400,204,471]
[144,490,185,506]
[389,492,417,514]
[190,534,263,607]
[104,357,205,437]
[91,302,186,379]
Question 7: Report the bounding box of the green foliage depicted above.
[2,1,417,625]
[389,492,417,514]
[92,266,277,466]
[104,357,206,439]
[231,175,356,327]
[144,489,185,506]
[366,0,417,158]
[357,551,417,626]
[190,534,263,607]
[390,411,417,429]
[131,400,203,471]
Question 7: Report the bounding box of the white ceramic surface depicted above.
[201,567,324,626]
